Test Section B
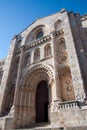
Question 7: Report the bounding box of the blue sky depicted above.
[0,0,87,60]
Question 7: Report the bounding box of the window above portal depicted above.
[25,25,50,44]
[36,31,43,39]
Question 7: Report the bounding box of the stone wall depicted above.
[50,101,87,127]
[0,9,87,129]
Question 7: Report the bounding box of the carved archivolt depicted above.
[19,64,54,88]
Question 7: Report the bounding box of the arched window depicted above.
[44,44,51,57]
[58,39,66,52]
[36,31,43,39]
[26,54,31,64]
[15,58,19,70]
[34,49,40,62]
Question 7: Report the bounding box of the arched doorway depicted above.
[36,80,49,123]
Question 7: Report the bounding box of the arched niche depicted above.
[54,18,63,31]
[58,38,66,52]
[25,52,31,65]
[34,48,40,62]
[44,44,51,58]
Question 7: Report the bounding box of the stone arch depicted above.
[44,44,51,58]
[22,24,50,45]
[25,52,31,65]
[54,18,63,31]
[19,64,54,88]
[14,64,54,127]
[36,30,43,39]
[34,48,40,62]
[58,38,66,52]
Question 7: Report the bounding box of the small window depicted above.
[34,49,40,62]
[44,44,51,57]
[58,39,66,52]
[26,54,31,64]
[36,31,43,39]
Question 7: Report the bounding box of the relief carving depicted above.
[59,53,68,64]
[60,67,75,101]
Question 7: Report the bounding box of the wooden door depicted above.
[36,81,48,122]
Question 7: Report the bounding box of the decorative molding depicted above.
[15,30,64,55]
[58,52,68,64]
[51,100,79,112]
[25,35,51,50]
[51,30,64,37]
[19,64,54,88]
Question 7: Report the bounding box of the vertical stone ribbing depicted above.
[61,10,86,101]
[70,13,87,95]
[51,33,61,101]
[14,45,25,107]
[0,37,16,114]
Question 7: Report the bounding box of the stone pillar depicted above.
[31,50,34,64]
[40,45,44,59]
[13,46,25,128]
[0,36,17,114]
[70,13,87,95]
[16,88,24,128]
[61,9,86,101]
[16,45,25,88]
[14,45,25,105]
[51,33,61,102]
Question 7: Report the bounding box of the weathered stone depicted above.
[0,9,87,130]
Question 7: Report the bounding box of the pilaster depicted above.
[61,10,86,101]
[14,45,25,106]
[51,32,61,102]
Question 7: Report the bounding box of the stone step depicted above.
[11,126,87,130]
[12,128,65,130]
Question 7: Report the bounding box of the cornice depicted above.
[25,35,51,50]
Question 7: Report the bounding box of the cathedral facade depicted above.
[0,9,87,130]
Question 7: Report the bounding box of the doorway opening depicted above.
[36,80,49,123]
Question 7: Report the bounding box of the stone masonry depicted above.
[0,9,87,130]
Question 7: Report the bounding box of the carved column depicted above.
[51,33,61,101]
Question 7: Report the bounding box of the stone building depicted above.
[0,9,87,130]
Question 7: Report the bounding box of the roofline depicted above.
[18,10,63,35]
